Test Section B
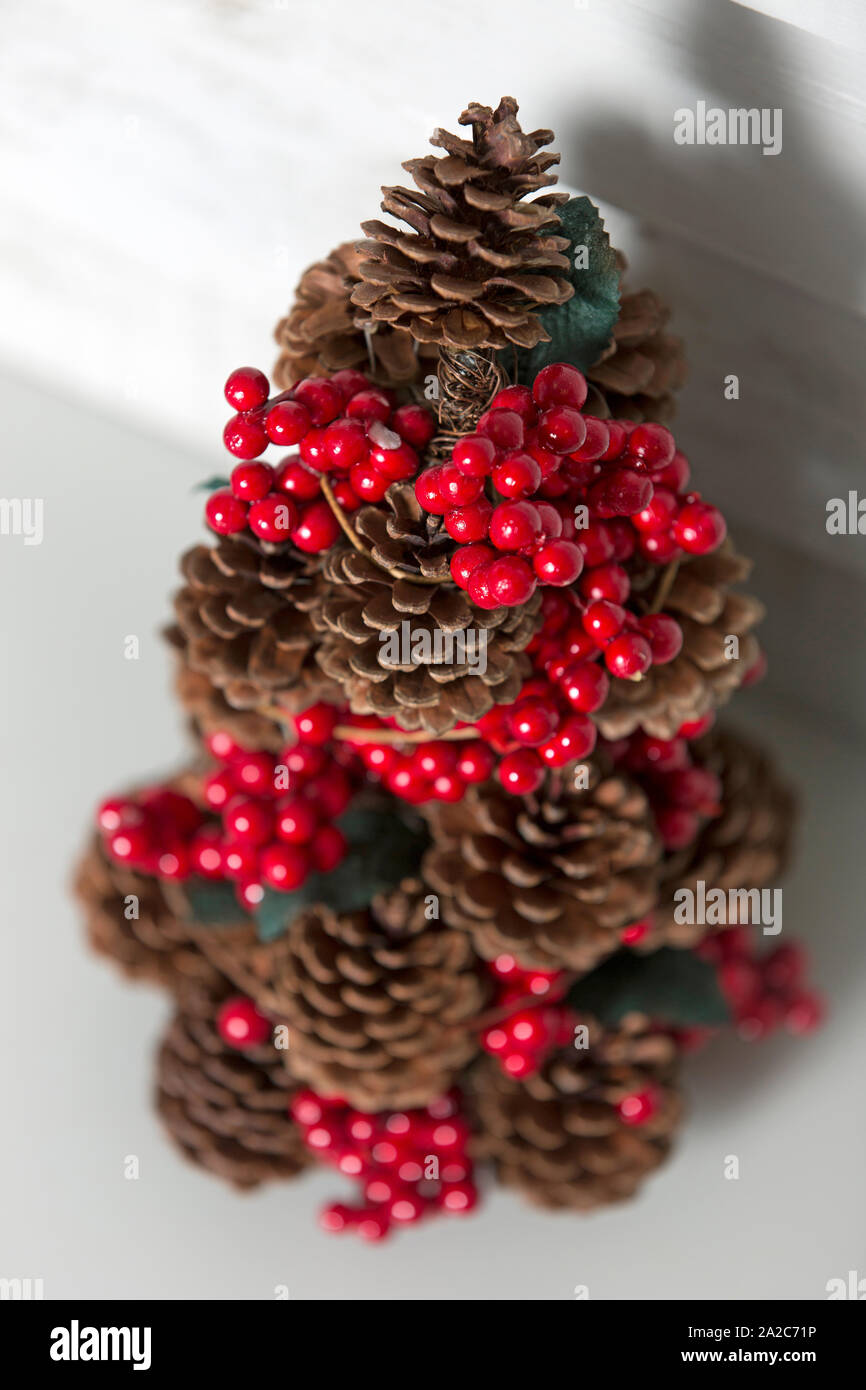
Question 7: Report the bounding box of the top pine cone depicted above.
[351,97,574,351]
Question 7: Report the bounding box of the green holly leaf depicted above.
[504,195,620,383]
[567,948,731,1028]
[193,475,230,493]
[184,877,248,926]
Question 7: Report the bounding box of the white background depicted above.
[1,0,864,1300]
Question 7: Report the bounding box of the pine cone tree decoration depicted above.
[313,485,540,734]
[596,545,764,741]
[73,836,220,996]
[351,97,573,352]
[234,879,491,1113]
[172,537,326,715]
[155,978,311,1190]
[471,1014,682,1210]
[648,729,796,951]
[423,769,661,973]
[586,258,687,424]
[273,241,439,388]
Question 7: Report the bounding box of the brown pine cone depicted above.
[586,262,687,424]
[423,769,661,974]
[172,536,327,716]
[352,96,573,353]
[167,625,288,753]
[646,728,796,951]
[233,879,491,1113]
[313,485,540,734]
[273,241,439,389]
[470,1015,682,1210]
[595,545,764,741]
[155,977,310,1190]
[73,835,220,997]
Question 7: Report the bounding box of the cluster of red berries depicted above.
[479,955,573,1078]
[339,715,496,805]
[290,1090,477,1241]
[209,365,435,552]
[413,362,726,611]
[606,719,723,851]
[97,787,206,880]
[697,929,824,1043]
[196,710,355,910]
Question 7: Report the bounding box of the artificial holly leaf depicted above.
[567,948,731,1028]
[184,878,248,926]
[193,475,230,493]
[504,195,620,382]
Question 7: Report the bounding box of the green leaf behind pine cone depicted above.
[567,947,732,1028]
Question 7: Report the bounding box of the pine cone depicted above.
[167,625,288,753]
[231,879,490,1113]
[647,728,796,951]
[73,835,220,996]
[470,1015,682,1210]
[273,241,439,389]
[313,485,540,734]
[352,97,573,353]
[587,261,687,424]
[172,536,327,715]
[595,545,764,740]
[423,769,661,973]
[155,977,310,1190]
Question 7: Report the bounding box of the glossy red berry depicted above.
[639,613,683,664]
[391,403,435,449]
[311,825,348,872]
[223,413,269,460]
[487,555,537,607]
[345,389,391,424]
[275,797,319,845]
[450,542,495,589]
[568,415,610,463]
[476,408,524,451]
[265,399,311,447]
[322,418,369,470]
[639,530,681,564]
[223,797,274,846]
[498,749,545,794]
[588,467,653,517]
[508,698,558,747]
[348,462,390,502]
[189,829,224,879]
[233,751,278,795]
[560,660,609,712]
[489,501,542,551]
[653,449,690,491]
[298,426,329,471]
[583,600,626,645]
[576,520,615,567]
[537,406,586,455]
[579,562,630,604]
[248,494,298,543]
[222,841,260,881]
[330,368,371,401]
[108,825,151,863]
[605,632,653,679]
[627,423,675,469]
[291,500,340,553]
[293,703,337,745]
[224,367,270,413]
[217,996,271,1048]
[539,713,596,765]
[205,489,248,536]
[618,1090,657,1126]
[489,383,536,422]
[368,438,418,482]
[260,842,309,890]
[452,434,496,477]
[533,539,583,586]
[292,377,342,426]
[632,487,677,533]
[532,363,588,411]
[230,461,274,502]
[492,451,542,499]
[673,502,727,554]
[456,743,495,783]
[438,466,484,508]
[274,459,321,501]
[444,501,492,543]
[414,467,447,515]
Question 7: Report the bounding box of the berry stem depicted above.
[648,557,681,614]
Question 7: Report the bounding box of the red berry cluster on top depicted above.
[209,366,435,552]
[605,721,723,851]
[698,929,824,1043]
[97,788,205,880]
[479,955,573,1078]
[412,363,726,612]
[291,1090,477,1241]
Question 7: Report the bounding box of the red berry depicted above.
[639,530,681,564]
[450,542,495,589]
[293,703,337,745]
[222,841,260,881]
[348,462,390,502]
[368,438,418,482]
[618,1090,657,1126]
[533,539,583,586]
[653,449,690,490]
[579,562,630,604]
[533,502,563,539]
[560,660,609,712]
[466,562,500,610]
[487,555,537,607]
[205,489,248,536]
[274,459,321,501]
[532,363,588,411]
[97,797,142,834]
[679,712,716,740]
[260,842,309,890]
[298,426,329,471]
[588,467,653,517]
[218,996,271,1048]
[444,501,492,543]
[332,478,360,512]
[223,413,269,460]
[329,368,370,401]
[345,389,392,424]
[627,423,675,469]
[223,797,274,845]
[414,467,447,515]
[275,797,319,845]
[311,825,348,872]
[323,418,369,470]
[508,698,558,747]
[655,806,699,850]
[498,749,545,794]
[265,399,311,447]
[599,418,629,461]
[456,743,495,783]
[291,500,340,553]
[224,367,269,413]
[539,713,596,765]
[230,461,274,502]
[583,600,626,645]
[108,825,152,864]
[785,993,823,1035]
[204,769,236,810]
[576,520,615,567]
[605,633,653,679]
[489,383,536,423]
[639,613,683,664]
[673,502,727,555]
[492,451,542,499]
[632,487,677,533]
[452,434,496,477]
[489,501,542,551]
[537,406,587,455]
[189,829,224,879]
[233,751,278,795]
[477,408,524,451]
[391,403,435,449]
[292,377,342,426]
[248,494,298,544]
[438,466,483,508]
[569,415,610,463]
